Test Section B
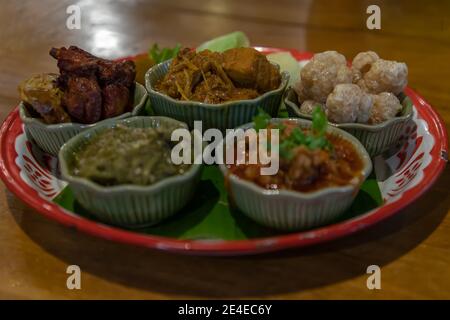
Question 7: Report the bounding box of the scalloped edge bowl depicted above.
[219,118,373,231]
[20,82,148,156]
[284,88,413,156]
[145,59,289,131]
[58,116,203,227]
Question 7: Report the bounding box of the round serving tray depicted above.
[0,48,447,255]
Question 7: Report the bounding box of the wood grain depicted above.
[0,0,449,299]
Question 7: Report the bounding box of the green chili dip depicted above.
[72,124,192,186]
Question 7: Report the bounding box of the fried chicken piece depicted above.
[18,73,71,124]
[102,84,130,119]
[63,76,102,124]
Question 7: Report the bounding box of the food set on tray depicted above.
[0,31,447,255]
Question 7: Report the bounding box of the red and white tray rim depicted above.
[0,48,447,255]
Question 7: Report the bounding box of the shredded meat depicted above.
[155,47,280,104]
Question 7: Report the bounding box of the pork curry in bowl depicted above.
[145,47,289,131]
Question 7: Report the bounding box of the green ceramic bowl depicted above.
[20,82,148,156]
[219,118,372,231]
[145,59,289,131]
[59,116,203,228]
[284,88,413,156]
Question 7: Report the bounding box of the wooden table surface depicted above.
[0,0,449,299]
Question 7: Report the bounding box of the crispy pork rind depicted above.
[326,84,373,124]
[299,100,325,115]
[351,51,379,83]
[18,73,70,124]
[294,80,309,103]
[368,92,402,124]
[358,58,408,95]
[298,51,352,103]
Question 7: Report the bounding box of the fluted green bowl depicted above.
[59,116,203,228]
[219,118,372,231]
[284,88,413,156]
[20,82,148,156]
[145,59,289,131]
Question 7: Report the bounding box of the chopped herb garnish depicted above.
[253,108,271,132]
[312,105,327,136]
[149,43,181,64]
[252,106,332,160]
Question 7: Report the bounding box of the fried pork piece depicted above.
[97,59,136,88]
[50,46,136,88]
[299,51,352,103]
[63,76,102,124]
[326,84,373,123]
[50,46,98,78]
[102,84,130,119]
[222,47,281,93]
[368,92,402,124]
[49,46,136,123]
[18,73,71,124]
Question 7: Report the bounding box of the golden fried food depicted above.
[18,73,70,124]
[351,51,408,95]
[46,46,137,124]
[299,51,352,103]
[351,51,379,83]
[294,50,409,125]
[369,92,402,124]
[360,59,408,95]
[326,84,373,123]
